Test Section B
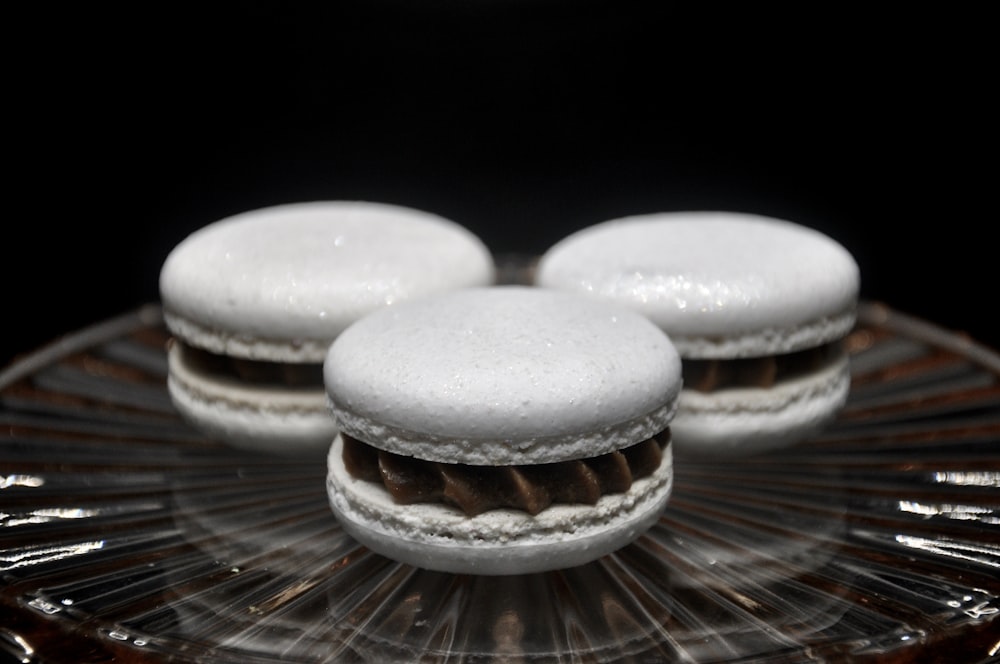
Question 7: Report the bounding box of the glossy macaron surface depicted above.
[159,200,495,454]
[324,286,682,465]
[160,200,496,362]
[536,212,860,358]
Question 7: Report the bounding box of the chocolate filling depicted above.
[342,431,670,516]
[177,342,323,387]
[683,342,842,392]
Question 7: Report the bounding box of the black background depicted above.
[6,3,996,369]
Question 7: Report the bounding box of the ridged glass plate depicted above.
[2,283,999,662]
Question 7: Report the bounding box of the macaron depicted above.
[324,286,682,575]
[535,211,860,457]
[159,200,495,455]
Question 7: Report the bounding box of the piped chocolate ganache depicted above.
[683,342,843,392]
[342,431,671,517]
[175,343,324,387]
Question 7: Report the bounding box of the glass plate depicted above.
[2,272,999,662]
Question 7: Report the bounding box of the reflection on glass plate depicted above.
[1,285,999,663]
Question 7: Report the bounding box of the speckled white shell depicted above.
[323,286,682,465]
[536,212,860,359]
[160,201,496,362]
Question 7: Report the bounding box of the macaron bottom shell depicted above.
[167,343,336,456]
[326,435,674,576]
[672,351,851,458]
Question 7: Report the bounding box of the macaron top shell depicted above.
[536,212,860,358]
[159,201,495,362]
[324,286,682,465]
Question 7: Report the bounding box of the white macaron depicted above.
[536,211,860,457]
[160,200,495,455]
[324,286,682,575]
